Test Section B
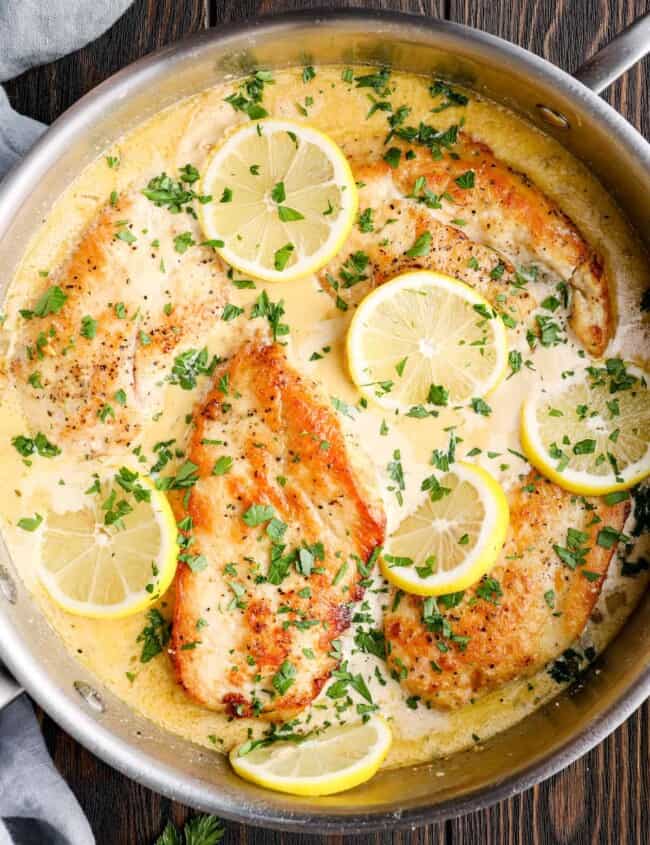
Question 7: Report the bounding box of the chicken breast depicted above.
[171,342,385,720]
[384,471,629,709]
[10,193,225,455]
[321,134,612,355]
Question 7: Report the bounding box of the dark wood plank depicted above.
[448,0,650,138]
[4,0,208,124]
[209,0,445,22]
[6,0,648,843]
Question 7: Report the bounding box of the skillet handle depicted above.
[573,12,650,94]
[0,660,22,710]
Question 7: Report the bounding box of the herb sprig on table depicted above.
[154,814,225,845]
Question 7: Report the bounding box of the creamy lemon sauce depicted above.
[0,67,648,768]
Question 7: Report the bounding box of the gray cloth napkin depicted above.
[0,698,94,845]
[0,0,133,176]
[0,5,133,842]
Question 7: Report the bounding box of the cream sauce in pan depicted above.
[0,67,648,768]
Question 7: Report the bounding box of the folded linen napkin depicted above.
[0,4,133,841]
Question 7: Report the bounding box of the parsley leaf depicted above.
[243,503,275,527]
[357,208,374,233]
[224,70,273,120]
[80,315,97,339]
[278,206,304,222]
[272,660,296,695]
[22,285,68,320]
[250,290,289,341]
[12,432,60,459]
[274,243,294,271]
[212,456,233,476]
[270,181,286,203]
[142,169,208,213]
[405,231,432,258]
[383,147,401,168]
[470,397,492,416]
[421,474,451,502]
[174,232,196,254]
[428,384,449,406]
[137,608,171,662]
[354,67,391,95]
[17,513,43,532]
[454,170,475,189]
[169,348,219,390]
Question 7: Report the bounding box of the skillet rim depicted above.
[0,7,648,832]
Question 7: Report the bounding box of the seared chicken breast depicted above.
[10,194,225,455]
[321,134,612,356]
[172,342,385,720]
[384,471,629,709]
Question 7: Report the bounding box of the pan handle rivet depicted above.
[537,105,570,129]
[73,681,105,713]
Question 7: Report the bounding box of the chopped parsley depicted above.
[277,206,304,222]
[274,243,294,271]
[224,70,273,119]
[470,397,492,416]
[242,503,275,527]
[455,170,475,189]
[428,383,449,406]
[549,646,594,684]
[173,232,196,254]
[383,147,401,168]
[429,80,469,110]
[212,456,233,476]
[475,575,502,604]
[421,473,451,502]
[272,660,296,696]
[221,303,244,321]
[20,285,67,320]
[357,208,374,233]
[137,608,171,663]
[17,513,43,532]
[354,67,391,95]
[553,527,590,570]
[12,432,60,459]
[507,350,522,377]
[387,449,405,505]
[80,315,97,339]
[142,167,210,213]
[169,347,219,390]
[250,290,289,341]
[405,231,432,258]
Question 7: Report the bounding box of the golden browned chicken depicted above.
[383,471,629,709]
[321,134,612,356]
[10,193,225,455]
[171,342,385,720]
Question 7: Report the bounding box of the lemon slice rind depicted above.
[230,716,392,797]
[381,462,509,597]
[199,119,358,282]
[346,271,508,412]
[521,364,650,495]
[37,473,178,619]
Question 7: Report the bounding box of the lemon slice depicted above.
[199,119,357,282]
[521,360,650,495]
[230,716,392,797]
[37,469,178,618]
[380,462,509,596]
[347,271,507,411]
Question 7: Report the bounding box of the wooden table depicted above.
[5,1,649,842]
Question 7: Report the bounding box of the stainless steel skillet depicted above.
[0,9,649,834]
